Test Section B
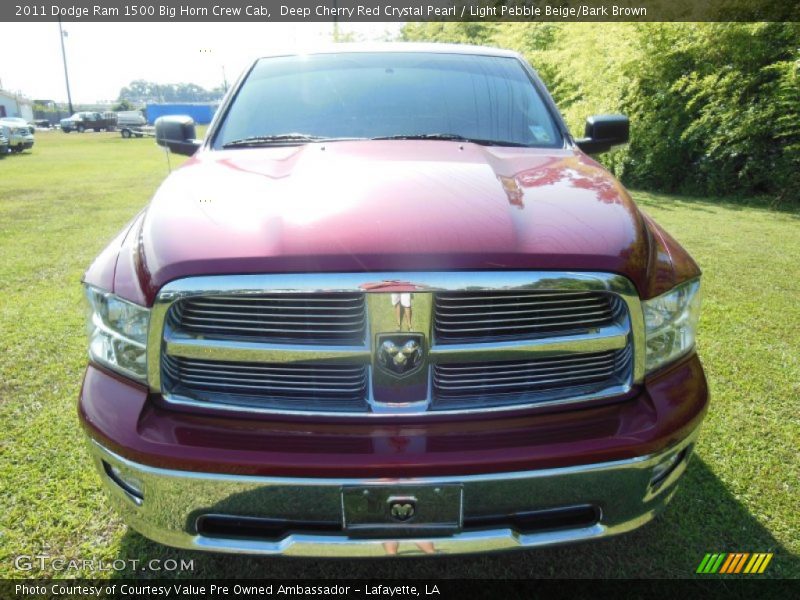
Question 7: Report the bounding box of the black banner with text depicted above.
[4,0,800,22]
[4,579,800,600]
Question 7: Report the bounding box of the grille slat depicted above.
[190,296,364,304]
[181,314,365,326]
[433,348,632,407]
[176,322,366,334]
[176,379,367,394]
[434,357,617,380]
[436,292,600,302]
[436,309,613,325]
[163,357,365,379]
[171,293,367,345]
[182,307,365,317]
[169,362,365,375]
[435,368,616,391]
[435,353,618,372]
[165,370,366,388]
[162,355,369,410]
[180,316,365,328]
[174,365,366,380]
[435,298,608,309]
[435,302,610,316]
[434,317,613,334]
[435,291,619,343]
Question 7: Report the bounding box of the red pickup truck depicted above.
[79,44,707,557]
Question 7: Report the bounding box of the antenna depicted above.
[163,143,171,173]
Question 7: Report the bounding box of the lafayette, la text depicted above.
[17,583,440,597]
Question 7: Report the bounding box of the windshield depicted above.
[214,52,562,149]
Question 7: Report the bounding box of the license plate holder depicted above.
[342,484,462,537]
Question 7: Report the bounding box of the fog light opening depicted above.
[196,515,342,541]
[102,460,144,503]
[650,446,690,489]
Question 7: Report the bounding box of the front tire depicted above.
[121,129,132,139]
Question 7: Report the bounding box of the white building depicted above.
[0,90,34,121]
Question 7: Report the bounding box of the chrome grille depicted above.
[433,347,632,409]
[170,293,366,345]
[434,291,619,343]
[149,272,643,416]
[162,355,368,411]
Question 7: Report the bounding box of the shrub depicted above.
[401,22,800,205]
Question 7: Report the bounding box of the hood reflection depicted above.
[498,154,628,209]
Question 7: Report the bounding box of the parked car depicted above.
[1,116,33,130]
[0,127,8,155]
[80,44,707,557]
[60,111,117,133]
[0,120,35,152]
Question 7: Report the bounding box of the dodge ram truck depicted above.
[79,44,707,557]
[61,111,117,133]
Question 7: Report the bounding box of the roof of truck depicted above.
[258,42,522,60]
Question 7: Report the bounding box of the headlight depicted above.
[643,279,701,373]
[84,285,150,383]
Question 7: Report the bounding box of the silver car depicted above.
[0,120,35,153]
[0,127,8,155]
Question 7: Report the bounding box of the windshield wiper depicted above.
[223,132,532,148]
[222,133,328,148]
[370,133,531,147]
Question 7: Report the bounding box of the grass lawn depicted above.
[0,130,797,579]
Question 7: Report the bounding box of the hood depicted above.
[123,141,652,303]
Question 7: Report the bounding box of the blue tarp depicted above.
[145,103,218,125]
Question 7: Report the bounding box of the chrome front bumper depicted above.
[88,433,696,557]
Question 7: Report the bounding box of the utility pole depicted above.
[58,17,74,114]
[333,0,339,42]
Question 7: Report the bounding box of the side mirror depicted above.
[576,114,629,155]
[155,115,201,156]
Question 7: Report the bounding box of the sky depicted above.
[0,22,403,103]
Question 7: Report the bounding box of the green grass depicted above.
[0,131,798,579]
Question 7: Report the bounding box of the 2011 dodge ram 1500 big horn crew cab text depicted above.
[79,44,707,557]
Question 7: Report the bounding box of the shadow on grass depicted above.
[109,458,797,579]
[630,189,800,219]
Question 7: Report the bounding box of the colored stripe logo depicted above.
[696,553,773,574]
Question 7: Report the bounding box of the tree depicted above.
[401,21,800,204]
[112,99,134,112]
[117,80,224,104]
